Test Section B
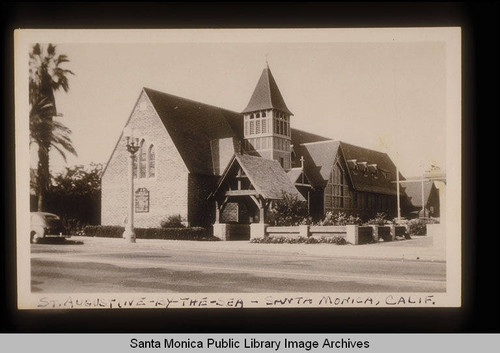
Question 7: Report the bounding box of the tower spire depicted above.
[242,66,293,171]
[241,66,293,115]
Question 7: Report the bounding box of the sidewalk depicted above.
[68,234,446,262]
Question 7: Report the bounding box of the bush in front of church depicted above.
[407,217,438,236]
[82,225,219,241]
[268,192,309,226]
[160,214,185,228]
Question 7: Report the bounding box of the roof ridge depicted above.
[143,87,242,116]
[241,67,293,115]
[264,67,273,110]
[300,139,338,146]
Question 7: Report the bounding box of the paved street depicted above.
[30,236,446,293]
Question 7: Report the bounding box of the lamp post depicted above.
[122,126,140,243]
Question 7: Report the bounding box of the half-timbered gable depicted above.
[211,153,305,224]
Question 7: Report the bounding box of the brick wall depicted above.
[102,90,189,228]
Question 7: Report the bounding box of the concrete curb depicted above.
[68,235,445,262]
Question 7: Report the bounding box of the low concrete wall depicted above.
[265,225,375,245]
[214,223,403,244]
[213,223,230,241]
[309,225,347,237]
[266,225,347,239]
[250,223,268,240]
[266,226,300,238]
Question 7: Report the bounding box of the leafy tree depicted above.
[29,43,76,211]
[46,163,103,233]
[268,192,309,226]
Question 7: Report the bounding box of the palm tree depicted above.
[29,43,76,211]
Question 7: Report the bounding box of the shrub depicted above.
[268,192,309,226]
[392,217,409,225]
[250,236,347,245]
[365,212,391,226]
[315,212,362,226]
[61,217,87,235]
[407,218,438,235]
[160,214,185,228]
[83,225,124,238]
[82,225,219,241]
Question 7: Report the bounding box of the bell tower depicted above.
[242,65,293,170]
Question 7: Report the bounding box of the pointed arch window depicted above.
[148,144,155,177]
[324,162,351,211]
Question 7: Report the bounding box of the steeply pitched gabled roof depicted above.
[287,168,303,184]
[235,154,305,200]
[212,153,305,201]
[290,128,331,147]
[242,66,293,115]
[294,140,341,188]
[294,140,400,195]
[144,88,243,175]
[339,141,398,195]
[402,181,435,208]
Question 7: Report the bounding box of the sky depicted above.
[29,37,447,178]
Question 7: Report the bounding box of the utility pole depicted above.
[393,176,446,219]
[396,166,401,221]
[421,173,425,217]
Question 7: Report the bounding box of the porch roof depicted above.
[212,153,305,201]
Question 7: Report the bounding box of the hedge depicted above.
[82,225,219,241]
[407,218,438,235]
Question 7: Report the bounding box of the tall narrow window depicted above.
[139,140,146,178]
[256,120,261,134]
[250,121,255,135]
[262,119,267,133]
[148,144,155,177]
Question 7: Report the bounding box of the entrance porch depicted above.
[209,153,305,241]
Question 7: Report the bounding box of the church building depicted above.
[101,65,408,231]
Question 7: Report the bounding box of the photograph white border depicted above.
[15,28,461,309]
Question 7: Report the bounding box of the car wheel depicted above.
[31,231,42,244]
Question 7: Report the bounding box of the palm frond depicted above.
[32,43,41,56]
[55,55,70,65]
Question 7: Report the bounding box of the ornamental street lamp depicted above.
[122,126,140,243]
